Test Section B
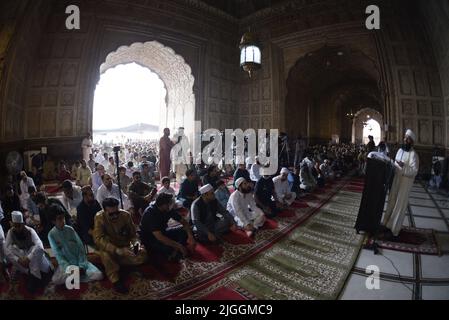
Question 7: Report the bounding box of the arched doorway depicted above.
[352,107,383,145]
[362,119,381,145]
[98,41,196,142]
[93,62,166,144]
[285,45,382,144]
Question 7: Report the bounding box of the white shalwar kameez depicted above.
[4,226,52,279]
[382,147,419,236]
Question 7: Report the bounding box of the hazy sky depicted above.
[93,63,166,130]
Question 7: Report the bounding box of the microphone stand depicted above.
[113,146,124,210]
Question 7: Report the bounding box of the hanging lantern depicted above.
[239,30,261,78]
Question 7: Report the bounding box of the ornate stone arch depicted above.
[99,41,195,139]
[352,107,384,145]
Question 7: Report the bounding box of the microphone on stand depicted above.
[113,146,124,210]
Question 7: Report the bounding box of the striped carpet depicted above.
[195,188,364,300]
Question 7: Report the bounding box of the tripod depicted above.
[279,137,290,167]
[113,146,124,210]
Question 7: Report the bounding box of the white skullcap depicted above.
[405,129,416,142]
[199,184,214,195]
[235,177,246,189]
[280,167,289,174]
[11,211,24,224]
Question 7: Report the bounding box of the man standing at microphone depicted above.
[382,129,419,240]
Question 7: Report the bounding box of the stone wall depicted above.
[419,0,449,152]
[0,0,54,142]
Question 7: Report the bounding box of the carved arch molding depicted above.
[99,41,196,139]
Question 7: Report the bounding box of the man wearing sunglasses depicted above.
[93,197,147,294]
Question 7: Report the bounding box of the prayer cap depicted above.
[11,211,24,224]
[199,184,214,195]
[405,129,416,142]
[235,177,246,189]
[280,167,289,174]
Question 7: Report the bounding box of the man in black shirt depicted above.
[254,170,281,219]
[34,192,73,245]
[128,171,156,215]
[201,166,220,190]
[1,185,22,233]
[76,186,102,246]
[177,169,199,209]
[140,193,196,261]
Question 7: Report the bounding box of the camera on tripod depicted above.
[113,146,121,153]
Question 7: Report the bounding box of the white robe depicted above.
[96,183,131,210]
[273,176,296,205]
[227,190,265,228]
[19,177,36,210]
[4,226,52,279]
[81,138,93,162]
[382,148,419,236]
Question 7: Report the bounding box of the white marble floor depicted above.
[340,182,449,300]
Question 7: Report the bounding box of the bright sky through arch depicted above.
[93,63,166,131]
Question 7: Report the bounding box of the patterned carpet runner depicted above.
[0,177,363,300]
[194,188,365,300]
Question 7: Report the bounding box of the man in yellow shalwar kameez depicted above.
[94,197,147,294]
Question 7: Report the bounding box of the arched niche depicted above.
[98,41,196,141]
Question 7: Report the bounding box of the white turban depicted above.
[199,184,214,195]
[280,167,289,174]
[235,177,246,189]
[405,129,416,142]
[11,211,24,224]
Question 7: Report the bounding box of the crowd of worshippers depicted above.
[0,141,368,295]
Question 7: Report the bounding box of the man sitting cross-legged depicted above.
[4,211,53,293]
[93,197,147,294]
[191,184,236,243]
[96,174,131,211]
[48,207,103,286]
[227,178,266,237]
[128,171,157,216]
[272,167,297,207]
[177,169,199,210]
[140,193,196,262]
[254,168,282,218]
[76,186,102,246]
[158,176,183,208]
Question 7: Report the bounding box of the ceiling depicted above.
[198,0,288,19]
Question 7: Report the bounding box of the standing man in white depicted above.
[81,133,93,162]
[382,129,419,239]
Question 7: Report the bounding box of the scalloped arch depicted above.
[99,41,195,137]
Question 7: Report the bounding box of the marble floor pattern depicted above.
[340,182,449,300]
